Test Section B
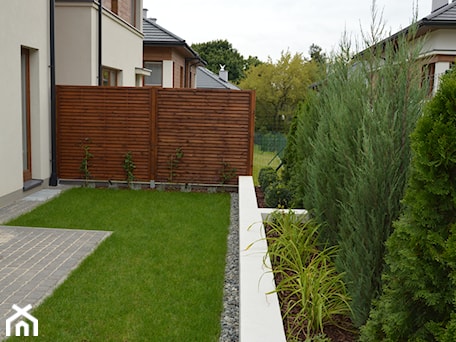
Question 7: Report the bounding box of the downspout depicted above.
[49,0,58,186]
[98,0,102,86]
[185,58,202,88]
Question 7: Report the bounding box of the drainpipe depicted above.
[98,0,102,86]
[49,0,58,186]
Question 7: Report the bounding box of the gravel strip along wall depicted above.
[219,193,239,342]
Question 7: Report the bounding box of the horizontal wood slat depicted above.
[56,86,255,185]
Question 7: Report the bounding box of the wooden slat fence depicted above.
[56,86,255,185]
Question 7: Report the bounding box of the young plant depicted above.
[123,151,136,187]
[79,138,93,186]
[168,147,184,182]
[219,161,237,184]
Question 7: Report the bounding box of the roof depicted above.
[142,18,205,63]
[196,67,240,90]
[423,1,456,24]
[391,1,456,38]
[356,1,456,57]
[143,18,187,45]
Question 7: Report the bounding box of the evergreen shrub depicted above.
[284,21,428,326]
[361,68,456,341]
[258,167,278,191]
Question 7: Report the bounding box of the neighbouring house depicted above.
[417,0,456,93]
[142,10,205,88]
[362,0,456,94]
[0,0,145,203]
[196,66,240,90]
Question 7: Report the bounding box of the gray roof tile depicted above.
[143,18,186,44]
[424,1,456,22]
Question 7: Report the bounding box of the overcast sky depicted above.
[142,0,434,61]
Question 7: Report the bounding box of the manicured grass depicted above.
[253,145,281,185]
[6,188,230,342]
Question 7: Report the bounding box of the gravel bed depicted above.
[219,193,240,342]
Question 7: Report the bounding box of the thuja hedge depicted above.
[283,27,428,326]
[361,68,456,341]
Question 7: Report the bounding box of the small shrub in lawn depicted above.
[258,166,278,191]
[264,181,292,208]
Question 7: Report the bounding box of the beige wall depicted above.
[422,29,456,56]
[0,0,51,199]
[103,9,144,86]
[55,1,143,86]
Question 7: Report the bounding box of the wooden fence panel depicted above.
[155,88,254,184]
[56,86,254,185]
[56,86,152,181]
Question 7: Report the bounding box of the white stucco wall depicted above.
[422,29,456,56]
[162,60,174,88]
[103,11,144,86]
[0,0,51,199]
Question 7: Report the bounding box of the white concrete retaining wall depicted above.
[238,176,307,341]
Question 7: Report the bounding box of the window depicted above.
[144,62,162,86]
[21,48,32,181]
[102,67,118,86]
[111,0,118,14]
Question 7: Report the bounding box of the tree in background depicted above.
[284,14,428,327]
[361,68,456,341]
[238,50,320,133]
[309,43,326,64]
[191,39,259,83]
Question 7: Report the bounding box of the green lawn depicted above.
[6,188,230,342]
[253,145,281,185]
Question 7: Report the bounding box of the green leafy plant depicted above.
[79,138,93,186]
[264,181,292,208]
[123,151,136,187]
[219,161,237,184]
[263,210,352,339]
[258,166,278,191]
[168,147,184,182]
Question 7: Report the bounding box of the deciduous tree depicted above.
[238,50,320,133]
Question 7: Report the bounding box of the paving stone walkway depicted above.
[0,187,112,339]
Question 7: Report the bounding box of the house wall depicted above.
[103,10,144,85]
[422,29,456,56]
[55,1,143,86]
[143,47,198,88]
[55,3,96,85]
[421,29,456,93]
[0,0,51,200]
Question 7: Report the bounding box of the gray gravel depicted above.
[219,193,240,342]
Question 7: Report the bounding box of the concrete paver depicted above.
[0,186,112,339]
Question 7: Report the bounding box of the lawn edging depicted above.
[238,176,306,341]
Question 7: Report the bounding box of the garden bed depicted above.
[240,176,356,341]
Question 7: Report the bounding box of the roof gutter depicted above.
[49,0,58,186]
